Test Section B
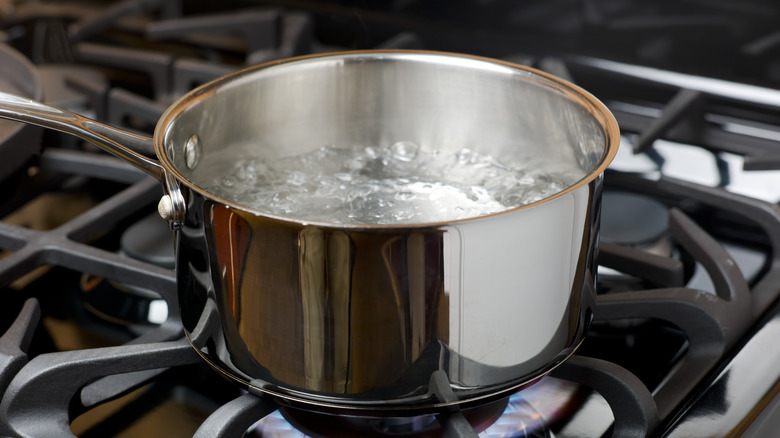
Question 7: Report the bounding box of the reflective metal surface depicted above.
[170,52,619,412]
[0,92,161,178]
[158,51,616,222]
[0,51,620,413]
[567,55,780,109]
[179,177,602,412]
[664,301,780,437]
[0,91,188,229]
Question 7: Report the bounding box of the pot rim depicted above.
[155,49,620,229]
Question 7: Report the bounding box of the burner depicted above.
[81,213,173,327]
[120,212,175,269]
[600,191,669,246]
[598,190,676,291]
[249,378,584,437]
[276,398,510,438]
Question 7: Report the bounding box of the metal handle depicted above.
[0,91,186,229]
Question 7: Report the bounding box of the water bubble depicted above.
[518,175,535,185]
[491,161,509,170]
[287,171,305,186]
[346,158,364,170]
[395,191,415,201]
[392,209,414,221]
[272,192,286,203]
[348,185,373,200]
[499,193,524,206]
[236,161,259,181]
[522,193,544,204]
[455,148,473,164]
[389,141,420,162]
[364,146,379,159]
[316,145,334,159]
[203,141,583,224]
[468,186,490,202]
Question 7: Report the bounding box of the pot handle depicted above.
[0,91,186,229]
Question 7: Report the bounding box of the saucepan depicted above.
[0,51,619,415]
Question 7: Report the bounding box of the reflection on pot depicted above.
[179,174,600,413]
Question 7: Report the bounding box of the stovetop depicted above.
[2,1,780,437]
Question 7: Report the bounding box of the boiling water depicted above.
[204,142,582,224]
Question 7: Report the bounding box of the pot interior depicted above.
[160,52,614,223]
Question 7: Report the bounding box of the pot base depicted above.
[184,331,582,416]
[277,397,509,438]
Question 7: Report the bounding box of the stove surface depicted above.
[1,1,780,437]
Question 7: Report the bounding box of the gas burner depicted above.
[601,191,669,247]
[249,379,584,438]
[597,188,679,292]
[278,399,509,438]
[121,212,174,269]
[81,212,174,329]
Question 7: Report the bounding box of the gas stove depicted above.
[1,1,780,437]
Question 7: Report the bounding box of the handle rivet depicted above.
[158,195,173,221]
[184,134,202,169]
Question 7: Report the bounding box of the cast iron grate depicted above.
[2,1,780,436]
[0,118,777,438]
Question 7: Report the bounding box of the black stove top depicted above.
[2,1,780,437]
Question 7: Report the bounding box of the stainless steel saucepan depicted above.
[0,51,619,415]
